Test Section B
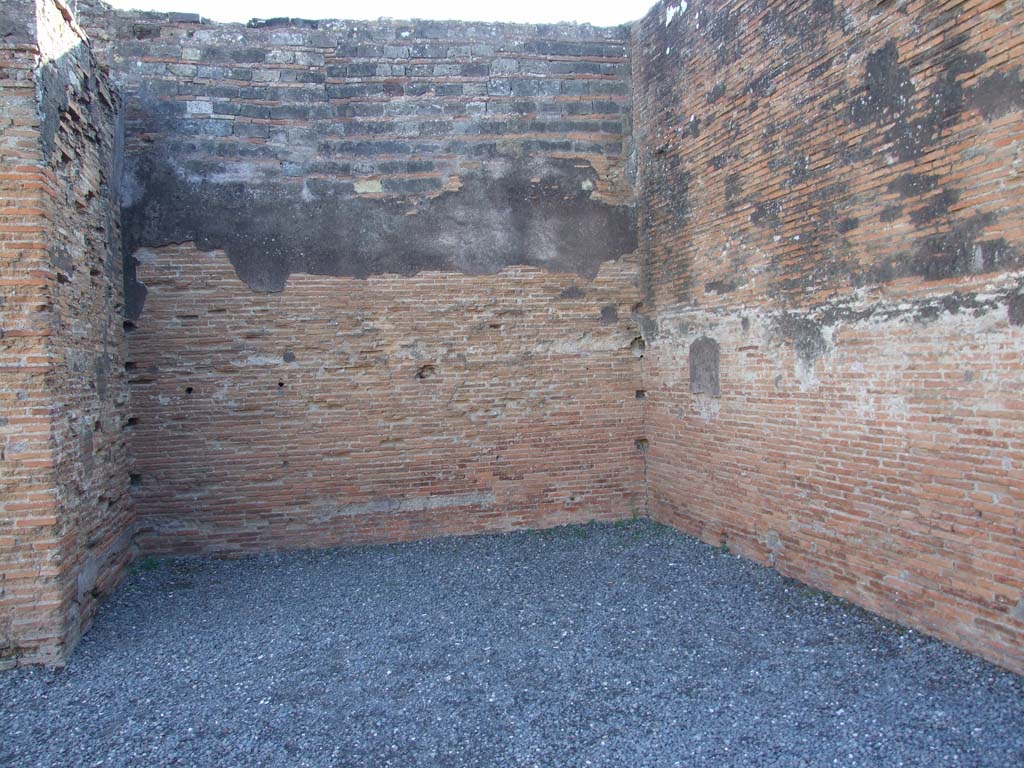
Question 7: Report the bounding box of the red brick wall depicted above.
[633,0,1024,673]
[77,5,637,295]
[5,0,1021,675]
[76,6,646,555]
[0,0,132,667]
[128,245,644,553]
[0,0,61,668]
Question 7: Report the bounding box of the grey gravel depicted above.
[2,519,1022,767]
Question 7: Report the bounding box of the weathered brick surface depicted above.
[3,0,1022,676]
[0,0,58,669]
[76,2,637,299]
[128,245,645,553]
[633,0,1024,673]
[0,0,131,667]
[73,3,646,556]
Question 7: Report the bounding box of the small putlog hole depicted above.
[636,390,647,400]
[416,365,437,380]
[630,337,646,357]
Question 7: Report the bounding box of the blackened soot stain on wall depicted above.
[121,156,636,317]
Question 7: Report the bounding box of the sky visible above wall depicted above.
[101,0,654,26]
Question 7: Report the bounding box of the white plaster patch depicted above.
[884,394,909,420]
[665,2,687,25]
[237,355,283,367]
[186,100,213,115]
[354,179,384,194]
[692,393,720,422]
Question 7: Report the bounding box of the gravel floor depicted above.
[2,520,1022,767]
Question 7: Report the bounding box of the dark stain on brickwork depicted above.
[700,7,743,65]
[709,153,734,170]
[680,115,701,139]
[770,314,828,368]
[123,253,148,320]
[705,280,737,295]
[751,201,782,228]
[836,217,859,234]
[968,69,1024,120]
[689,337,721,397]
[122,156,636,314]
[909,189,960,226]
[879,205,903,223]
[87,14,635,317]
[851,38,987,163]
[849,41,915,129]
[600,304,619,324]
[910,214,1016,281]
[1007,294,1024,326]
[747,67,784,99]
[851,218,1019,286]
[636,2,1024,310]
[888,173,940,198]
[817,282,1024,327]
[724,173,743,207]
[706,82,727,104]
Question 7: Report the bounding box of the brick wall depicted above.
[0,0,131,667]
[4,0,1022,675]
[77,4,637,297]
[126,245,644,553]
[76,4,646,554]
[633,0,1024,673]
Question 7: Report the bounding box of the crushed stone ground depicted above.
[2,520,1022,767]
